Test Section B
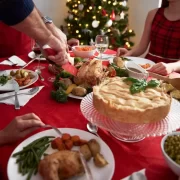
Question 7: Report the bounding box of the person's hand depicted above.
[0,113,45,145]
[148,62,175,75]
[67,38,79,47]
[43,24,69,65]
[116,48,131,57]
[44,34,69,65]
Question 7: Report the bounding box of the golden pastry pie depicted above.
[93,77,171,123]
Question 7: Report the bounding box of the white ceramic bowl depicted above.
[125,61,148,80]
[72,45,96,58]
[161,132,180,177]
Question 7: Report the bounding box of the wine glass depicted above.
[95,35,109,59]
[32,40,45,70]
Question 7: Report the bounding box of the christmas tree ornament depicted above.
[120,11,125,19]
[102,9,106,16]
[78,4,84,11]
[122,0,127,7]
[115,15,121,21]
[92,20,99,28]
[105,19,113,27]
[68,14,73,20]
[110,10,115,20]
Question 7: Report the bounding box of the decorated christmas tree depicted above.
[64,0,135,50]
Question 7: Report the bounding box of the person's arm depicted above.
[12,7,53,46]
[129,9,158,56]
[149,61,180,75]
[0,113,44,146]
[117,9,158,57]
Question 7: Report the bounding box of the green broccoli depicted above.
[74,57,83,64]
[51,89,68,103]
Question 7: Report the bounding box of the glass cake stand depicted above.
[80,93,180,143]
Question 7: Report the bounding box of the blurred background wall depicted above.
[34,0,160,45]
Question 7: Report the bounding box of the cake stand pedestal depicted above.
[80,93,180,143]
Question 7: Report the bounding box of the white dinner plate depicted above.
[28,51,46,61]
[0,69,38,91]
[68,93,84,100]
[7,128,115,180]
[126,56,155,69]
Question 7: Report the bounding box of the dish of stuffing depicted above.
[7,128,115,180]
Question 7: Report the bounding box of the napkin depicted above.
[0,86,44,106]
[122,169,147,180]
[0,56,26,66]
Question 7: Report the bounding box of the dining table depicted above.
[0,49,179,180]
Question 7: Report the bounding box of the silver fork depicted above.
[0,87,39,101]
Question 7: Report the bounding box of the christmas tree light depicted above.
[65,0,135,49]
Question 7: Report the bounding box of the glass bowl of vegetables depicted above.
[161,132,180,177]
[72,45,96,58]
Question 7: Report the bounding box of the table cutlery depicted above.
[148,72,180,90]
[12,79,20,109]
[0,87,39,101]
[87,121,101,139]
[21,58,36,69]
[35,69,44,81]
[42,124,93,180]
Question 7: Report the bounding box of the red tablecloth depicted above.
[0,50,178,180]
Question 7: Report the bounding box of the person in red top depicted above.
[117,0,180,75]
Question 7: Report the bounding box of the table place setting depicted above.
[0,55,26,66]
[0,86,44,107]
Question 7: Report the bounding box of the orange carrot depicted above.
[62,133,71,141]
[71,135,81,146]
[64,140,73,150]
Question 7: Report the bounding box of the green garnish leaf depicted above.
[147,80,160,87]
[0,75,9,86]
[124,78,160,94]
[130,80,148,94]
[110,63,129,77]
[123,77,139,83]
[121,57,131,61]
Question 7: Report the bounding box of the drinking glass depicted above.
[95,35,109,59]
[32,40,45,70]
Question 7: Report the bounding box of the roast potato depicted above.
[72,86,87,97]
[113,57,125,68]
[80,144,92,161]
[15,73,22,79]
[161,83,174,93]
[94,153,108,167]
[170,90,180,99]
[87,139,100,157]
[22,71,29,78]
[10,70,16,76]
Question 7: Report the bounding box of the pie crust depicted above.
[93,77,171,123]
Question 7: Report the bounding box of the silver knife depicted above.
[12,79,20,109]
[79,152,94,180]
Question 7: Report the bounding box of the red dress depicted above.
[145,8,180,63]
[0,22,32,58]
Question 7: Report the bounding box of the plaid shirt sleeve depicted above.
[0,0,34,26]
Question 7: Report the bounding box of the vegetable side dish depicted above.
[75,46,94,51]
[164,135,180,165]
[10,69,35,86]
[12,133,108,180]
